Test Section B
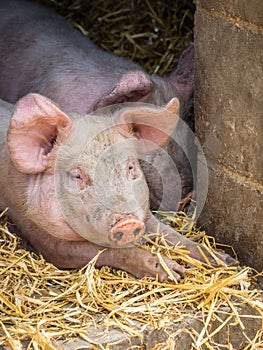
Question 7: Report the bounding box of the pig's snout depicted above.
[109,217,145,246]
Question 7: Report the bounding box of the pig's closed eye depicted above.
[69,167,92,189]
[70,169,83,181]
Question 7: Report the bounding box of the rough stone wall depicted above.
[194,1,263,269]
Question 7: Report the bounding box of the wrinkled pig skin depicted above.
[0,0,194,211]
[0,94,236,281]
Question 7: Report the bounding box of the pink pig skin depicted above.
[0,0,195,211]
[0,95,236,281]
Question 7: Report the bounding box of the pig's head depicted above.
[7,93,180,248]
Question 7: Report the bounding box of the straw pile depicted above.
[0,208,263,349]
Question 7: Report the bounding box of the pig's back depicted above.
[0,0,144,109]
[0,1,96,50]
[0,0,95,96]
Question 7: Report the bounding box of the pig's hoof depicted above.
[157,257,185,282]
[214,251,239,266]
[109,218,145,246]
[189,243,239,267]
[147,255,185,282]
[133,253,185,282]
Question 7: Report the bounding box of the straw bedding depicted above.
[1,209,262,349]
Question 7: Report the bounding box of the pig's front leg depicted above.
[32,234,184,282]
[144,212,238,266]
[97,245,185,281]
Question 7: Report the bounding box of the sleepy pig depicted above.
[0,94,236,280]
[0,0,194,211]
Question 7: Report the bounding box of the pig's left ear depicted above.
[95,71,154,108]
[7,93,72,174]
[117,98,180,153]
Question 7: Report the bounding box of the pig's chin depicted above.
[69,226,138,248]
[86,241,136,249]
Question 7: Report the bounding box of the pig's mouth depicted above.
[109,216,145,247]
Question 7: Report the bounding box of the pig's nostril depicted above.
[114,231,124,241]
[133,227,141,236]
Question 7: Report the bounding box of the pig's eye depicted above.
[70,169,83,181]
[69,167,92,190]
[127,159,140,180]
[69,168,85,192]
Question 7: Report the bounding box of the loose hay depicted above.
[0,210,263,349]
[38,0,195,75]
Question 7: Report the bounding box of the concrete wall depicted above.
[194,0,263,269]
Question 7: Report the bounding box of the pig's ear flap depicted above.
[168,43,194,103]
[7,93,72,174]
[118,98,180,153]
[95,71,154,108]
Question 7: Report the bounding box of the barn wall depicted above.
[194,0,263,269]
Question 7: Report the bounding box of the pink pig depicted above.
[0,94,236,280]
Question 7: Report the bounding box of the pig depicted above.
[0,93,236,281]
[0,0,195,212]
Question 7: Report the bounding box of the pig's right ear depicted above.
[7,93,72,174]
